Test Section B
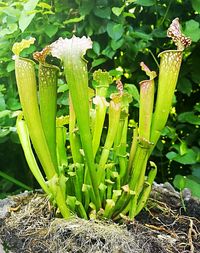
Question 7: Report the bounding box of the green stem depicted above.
[92,96,109,158]
[69,94,83,164]
[103,199,115,219]
[38,62,59,170]
[56,125,68,171]
[150,50,182,152]
[16,115,49,194]
[14,57,56,180]
[76,200,88,219]
[51,36,101,209]
[139,62,155,141]
[129,155,148,219]
[117,117,128,181]
[127,126,138,176]
[75,163,84,202]
[93,69,112,97]
[135,162,157,216]
[0,169,32,191]
[97,97,121,184]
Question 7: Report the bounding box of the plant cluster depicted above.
[13,18,191,220]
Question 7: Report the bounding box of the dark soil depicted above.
[0,183,199,253]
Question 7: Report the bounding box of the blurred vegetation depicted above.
[0,0,199,198]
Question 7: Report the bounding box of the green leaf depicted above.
[180,141,187,156]
[135,0,156,6]
[91,58,107,68]
[161,126,177,139]
[0,128,11,138]
[37,2,52,9]
[6,61,15,72]
[92,41,101,55]
[131,31,152,41]
[7,98,21,110]
[166,149,197,165]
[112,6,125,16]
[0,110,10,118]
[94,7,111,19]
[173,175,186,190]
[44,24,58,38]
[191,0,200,13]
[79,0,95,15]
[63,16,84,25]
[111,38,124,50]
[124,84,139,102]
[0,23,18,37]
[174,175,200,198]
[0,93,6,111]
[57,84,68,93]
[3,6,20,18]
[177,77,192,96]
[194,103,200,112]
[19,0,40,32]
[57,93,69,106]
[186,175,200,198]
[109,69,123,77]
[152,28,166,38]
[102,45,115,59]
[178,112,200,125]
[166,151,178,160]
[183,19,200,42]
[107,22,124,41]
[192,165,200,179]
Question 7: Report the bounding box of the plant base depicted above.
[0,185,199,253]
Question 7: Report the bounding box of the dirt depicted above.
[0,183,199,253]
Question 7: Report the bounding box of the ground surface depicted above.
[0,183,199,253]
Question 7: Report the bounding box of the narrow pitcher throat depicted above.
[15,56,35,66]
[158,49,183,59]
[158,50,183,72]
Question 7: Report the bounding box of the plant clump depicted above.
[12,18,191,221]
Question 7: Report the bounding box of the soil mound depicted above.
[0,184,199,253]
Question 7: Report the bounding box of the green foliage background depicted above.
[0,0,199,197]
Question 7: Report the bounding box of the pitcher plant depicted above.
[13,18,191,221]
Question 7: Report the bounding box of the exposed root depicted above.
[0,193,163,253]
[188,218,198,253]
[0,186,199,253]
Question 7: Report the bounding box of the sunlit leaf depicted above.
[19,0,40,32]
[166,149,197,165]
[112,6,125,16]
[12,38,35,55]
[37,2,52,9]
[63,16,84,25]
